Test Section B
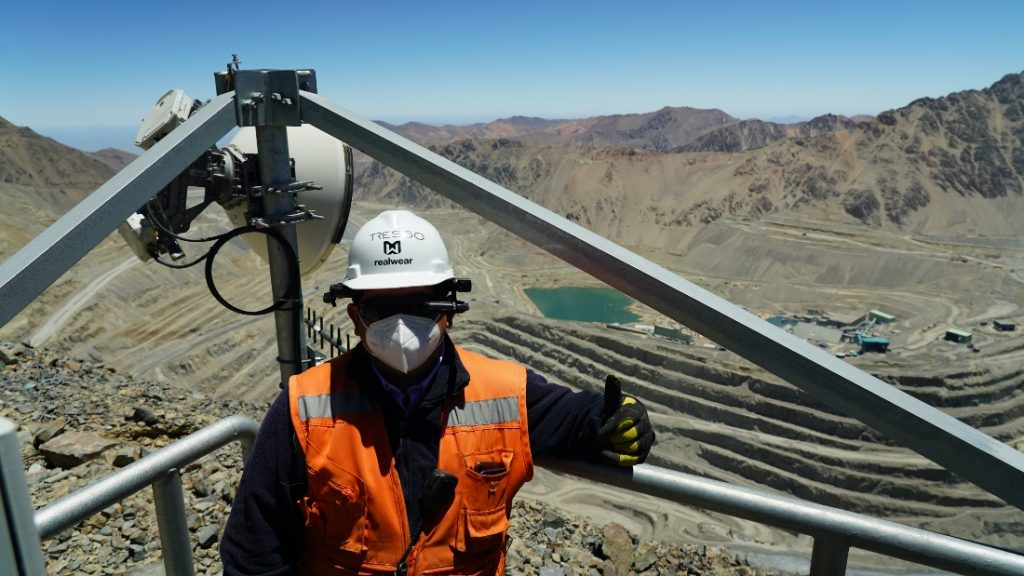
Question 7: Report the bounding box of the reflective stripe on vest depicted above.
[447,396,519,427]
[298,390,520,426]
[297,391,373,420]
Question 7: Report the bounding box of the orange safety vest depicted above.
[288,346,533,575]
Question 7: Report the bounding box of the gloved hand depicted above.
[598,375,655,466]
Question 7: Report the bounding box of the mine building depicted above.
[855,333,890,353]
[654,324,694,344]
[768,316,798,328]
[869,310,896,324]
[994,320,1017,332]
[944,328,973,344]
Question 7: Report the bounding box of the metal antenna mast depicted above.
[217,69,317,384]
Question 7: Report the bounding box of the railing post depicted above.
[239,434,255,466]
[0,418,45,575]
[152,468,195,576]
[809,537,849,575]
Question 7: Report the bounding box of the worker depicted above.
[220,209,655,575]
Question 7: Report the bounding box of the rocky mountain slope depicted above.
[359,72,1024,245]
[381,106,867,154]
[0,116,116,212]
[383,105,739,151]
[89,147,137,172]
[676,114,865,153]
[0,116,125,267]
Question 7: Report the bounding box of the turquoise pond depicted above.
[524,287,639,324]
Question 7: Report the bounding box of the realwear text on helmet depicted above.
[374,257,415,266]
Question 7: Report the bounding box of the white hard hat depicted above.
[342,210,455,290]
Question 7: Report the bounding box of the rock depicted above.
[192,477,211,497]
[127,407,159,426]
[108,549,129,565]
[195,524,220,549]
[38,431,117,468]
[112,447,137,467]
[540,566,566,576]
[33,417,67,448]
[601,523,634,576]
[127,543,146,562]
[0,342,20,365]
[44,468,73,486]
[542,507,565,528]
[634,540,659,572]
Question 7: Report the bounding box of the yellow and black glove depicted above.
[598,375,655,466]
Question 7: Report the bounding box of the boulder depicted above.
[33,417,67,449]
[600,522,634,576]
[38,431,117,468]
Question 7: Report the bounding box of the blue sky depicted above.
[1,0,1022,151]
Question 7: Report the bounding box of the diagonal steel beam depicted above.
[0,93,237,329]
[301,91,1024,511]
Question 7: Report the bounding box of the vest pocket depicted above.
[462,449,513,481]
[454,504,509,555]
[304,466,369,555]
[458,448,514,519]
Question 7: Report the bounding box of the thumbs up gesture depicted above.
[598,375,655,466]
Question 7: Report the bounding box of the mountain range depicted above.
[361,71,1024,249]
[380,107,872,153]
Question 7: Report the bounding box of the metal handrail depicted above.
[542,459,1024,576]
[21,413,1024,576]
[32,416,259,576]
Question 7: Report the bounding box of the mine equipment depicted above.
[115,69,353,382]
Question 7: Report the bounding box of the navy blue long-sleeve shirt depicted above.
[220,338,604,575]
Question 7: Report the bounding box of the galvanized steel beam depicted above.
[0,92,236,329]
[300,91,1024,511]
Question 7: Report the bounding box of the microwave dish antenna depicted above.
[222,124,353,276]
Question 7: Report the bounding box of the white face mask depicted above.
[364,314,443,374]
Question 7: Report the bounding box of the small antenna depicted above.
[228,54,241,73]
